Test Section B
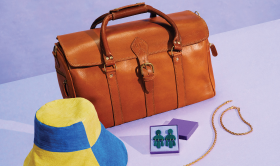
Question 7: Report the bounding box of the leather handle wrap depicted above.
[109,2,145,13]
[90,3,145,29]
[100,4,182,66]
[110,4,148,20]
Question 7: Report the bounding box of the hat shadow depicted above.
[119,135,150,155]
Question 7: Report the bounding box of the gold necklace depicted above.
[185,100,253,166]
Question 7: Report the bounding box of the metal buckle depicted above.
[103,64,116,73]
[194,11,200,16]
[170,46,182,57]
[140,62,154,75]
[170,46,175,56]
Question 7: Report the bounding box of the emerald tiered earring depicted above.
[153,130,164,149]
[165,129,176,148]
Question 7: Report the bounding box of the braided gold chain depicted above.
[184,100,253,166]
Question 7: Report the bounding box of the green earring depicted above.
[153,130,164,149]
[165,129,176,148]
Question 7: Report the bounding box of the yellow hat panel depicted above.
[24,144,99,166]
[36,98,101,146]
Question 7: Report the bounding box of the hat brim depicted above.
[24,123,127,166]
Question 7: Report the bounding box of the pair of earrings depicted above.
[153,129,176,149]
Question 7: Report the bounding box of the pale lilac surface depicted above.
[1,0,280,84]
[1,19,280,165]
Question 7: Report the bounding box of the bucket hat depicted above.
[24,98,128,166]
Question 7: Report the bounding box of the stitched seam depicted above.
[56,44,77,98]
[114,72,124,124]
[174,61,181,108]
[67,68,77,98]
[152,81,155,115]
[106,73,116,126]
[144,93,149,116]
[180,56,187,106]
[173,63,179,107]
[65,38,208,67]
[55,68,68,97]
[55,68,66,78]
[206,41,215,95]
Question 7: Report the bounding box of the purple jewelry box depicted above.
[150,125,179,154]
[168,118,198,140]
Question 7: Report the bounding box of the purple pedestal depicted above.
[168,118,198,140]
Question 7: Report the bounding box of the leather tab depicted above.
[131,37,149,63]
[110,3,147,20]
[131,37,156,116]
[110,3,145,13]
[210,43,218,57]
[143,72,155,116]
[105,67,124,126]
[172,51,186,108]
[111,5,148,20]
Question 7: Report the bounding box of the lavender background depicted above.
[1,1,280,165]
[1,0,280,84]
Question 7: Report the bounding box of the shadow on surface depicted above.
[120,135,150,155]
[162,121,170,125]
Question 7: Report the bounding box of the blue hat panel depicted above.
[34,117,91,152]
[91,123,128,166]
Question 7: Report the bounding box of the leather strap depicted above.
[131,37,155,116]
[210,43,218,57]
[150,13,156,18]
[103,66,124,126]
[90,11,156,29]
[171,51,186,108]
[100,3,182,66]
[91,3,146,30]
[90,13,110,29]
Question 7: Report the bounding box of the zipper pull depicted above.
[209,43,218,57]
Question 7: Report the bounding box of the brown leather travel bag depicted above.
[53,3,218,128]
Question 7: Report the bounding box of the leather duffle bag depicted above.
[52,3,218,128]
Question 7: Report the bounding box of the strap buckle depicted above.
[103,64,116,73]
[170,46,181,57]
[140,62,154,75]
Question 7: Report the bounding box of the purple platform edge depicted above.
[168,118,198,140]
[150,125,179,154]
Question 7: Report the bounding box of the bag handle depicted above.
[90,13,110,29]
[90,12,156,29]
[90,3,148,29]
[99,3,182,66]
